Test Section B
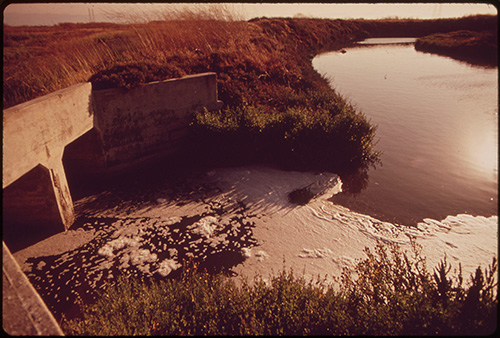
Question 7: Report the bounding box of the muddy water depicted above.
[313,38,498,226]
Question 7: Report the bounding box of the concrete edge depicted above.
[2,241,64,336]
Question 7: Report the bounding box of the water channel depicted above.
[313,37,498,226]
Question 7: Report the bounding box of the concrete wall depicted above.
[92,72,222,169]
[3,165,67,251]
[3,83,94,235]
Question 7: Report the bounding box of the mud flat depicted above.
[13,165,498,320]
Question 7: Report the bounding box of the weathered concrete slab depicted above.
[3,83,93,188]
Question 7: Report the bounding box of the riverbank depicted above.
[415,29,498,66]
[4,13,495,110]
[5,14,495,109]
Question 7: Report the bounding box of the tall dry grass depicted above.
[3,5,265,108]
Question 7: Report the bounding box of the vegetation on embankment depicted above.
[353,14,496,38]
[3,13,380,173]
[3,12,496,173]
[415,29,498,67]
[62,242,497,336]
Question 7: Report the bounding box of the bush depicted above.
[62,242,497,335]
[89,62,187,90]
[337,241,498,335]
[190,99,379,173]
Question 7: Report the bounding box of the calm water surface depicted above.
[313,38,498,225]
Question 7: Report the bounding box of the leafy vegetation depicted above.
[190,101,378,173]
[62,242,497,335]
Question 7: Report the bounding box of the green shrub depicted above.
[62,242,497,336]
[190,99,379,173]
[338,241,498,335]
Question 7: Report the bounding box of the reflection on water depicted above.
[314,38,498,225]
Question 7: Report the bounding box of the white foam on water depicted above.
[96,224,170,275]
[187,216,219,238]
[168,248,178,258]
[36,165,493,291]
[130,249,157,266]
[241,247,252,258]
[299,248,334,259]
[254,250,270,262]
[315,201,498,278]
[156,259,181,277]
[205,166,497,284]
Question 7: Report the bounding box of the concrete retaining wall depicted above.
[3,82,93,189]
[3,72,223,334]
[3,83,94,235]
[92,72,222,169]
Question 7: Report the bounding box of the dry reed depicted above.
[3,5,256,108]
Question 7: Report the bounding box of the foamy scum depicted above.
[211,166,498,283]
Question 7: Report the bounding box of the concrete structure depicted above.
[3,83,93,250]
[3,73,222,249]
[3,241,64,335]
[92,73,223,169]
